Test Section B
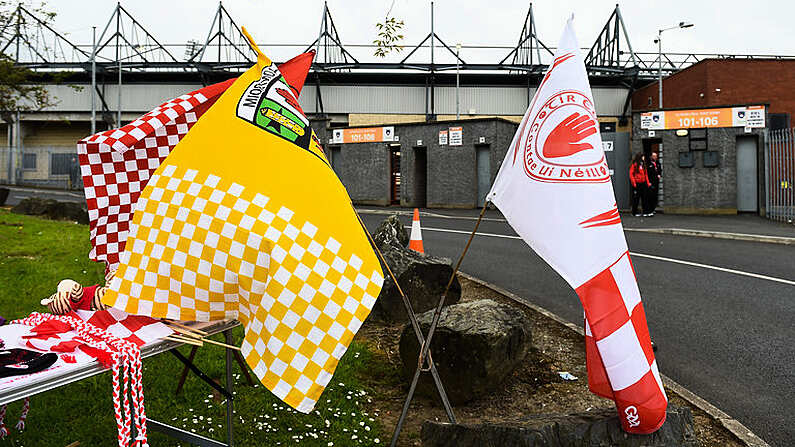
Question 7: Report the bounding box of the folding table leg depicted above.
[153,345,236,446]
[354,212,457,425]
[175,345,199,395]
[170,349,232,400]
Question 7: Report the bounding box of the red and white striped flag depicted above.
[487,17,667,433]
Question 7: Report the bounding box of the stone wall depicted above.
[330,118,518,208]
[403,119,517,208]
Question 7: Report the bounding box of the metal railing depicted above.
[5,2,795,80]
[767,129,795,222]
[0,146,82,190]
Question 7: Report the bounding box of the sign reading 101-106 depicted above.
[332,126,395,144]
[641,105,765,130]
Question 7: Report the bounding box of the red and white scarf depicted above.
[11,311,173,447]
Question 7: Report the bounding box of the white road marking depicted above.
[416,225,795,286]
[628,252,795,286]
[376,209,793,244]
[358,208,506,222]
[420,212,506,223]
[420,225,521,239]
[412,225,520,239]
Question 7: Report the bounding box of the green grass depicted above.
[0,209,387,446]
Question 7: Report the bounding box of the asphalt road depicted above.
[360,211,795,447]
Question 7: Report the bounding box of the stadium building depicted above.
[1,3,792,218]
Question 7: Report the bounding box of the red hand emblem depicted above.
[275,87,304,114]
[543,112,598,158]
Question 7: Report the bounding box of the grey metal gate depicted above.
[736,136,758,212]
[767,129,794,222]
[476,145,490,207]
[602,132,631,210]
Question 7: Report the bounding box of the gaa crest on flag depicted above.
[236,63,312,150]
[522,89,609,183]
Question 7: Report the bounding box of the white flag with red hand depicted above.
[487,17,667,434]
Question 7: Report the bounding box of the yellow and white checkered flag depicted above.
[103,28,384,412]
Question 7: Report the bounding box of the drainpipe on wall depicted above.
[6,118,13,183]
[15,109,21,185]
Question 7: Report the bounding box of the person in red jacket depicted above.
[629,152,652,216]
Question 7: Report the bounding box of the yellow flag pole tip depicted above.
[240,26,264,59]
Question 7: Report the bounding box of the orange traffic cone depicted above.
[409,208,424,254]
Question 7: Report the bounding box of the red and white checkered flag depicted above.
[24,309,173,352]
[488,18,667,433]
[74,309,173,347]
[77,80,233,271]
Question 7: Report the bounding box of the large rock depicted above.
[11,197,89,224]
[373,214,409,250]
[399,299,532,404]
[370,214,460,323]
[421,406,698,447]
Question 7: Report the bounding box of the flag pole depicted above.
[389,201,489,447]
[354,211,457,424]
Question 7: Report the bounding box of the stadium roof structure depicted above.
[3,2,791,75]
[3,1,794,121]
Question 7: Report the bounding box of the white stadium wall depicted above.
[36,82,629,118]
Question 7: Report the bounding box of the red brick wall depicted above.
[633,61,708,110]
[632,59,795,118]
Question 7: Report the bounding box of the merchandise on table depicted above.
[1,310,173,446]
[41,272,116,315]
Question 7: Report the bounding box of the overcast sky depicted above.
[45,0,793,64]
